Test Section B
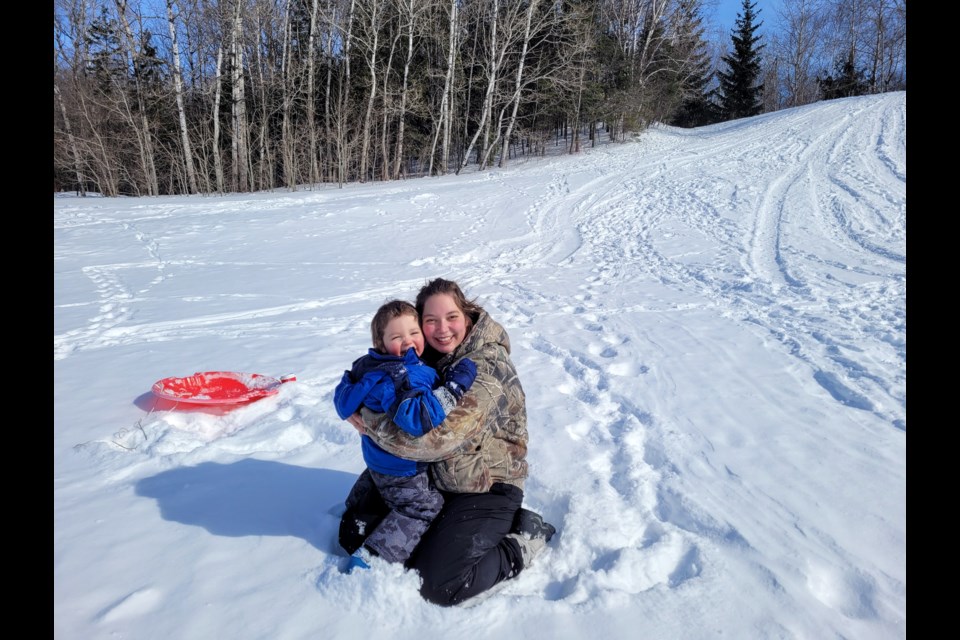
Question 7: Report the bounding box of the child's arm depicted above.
[392,359,477,435]
[361,346,501,463]
[334,370,376,420]
[430,358,477,415]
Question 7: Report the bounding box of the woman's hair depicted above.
[370,299,418,353]
[415,278,484,329]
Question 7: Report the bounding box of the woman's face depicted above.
[421,293,468,354]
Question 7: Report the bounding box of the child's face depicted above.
[381,314,425,357]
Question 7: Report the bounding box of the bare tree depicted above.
[249,0,279,192]
[496,1,585,167]
[863,0,905,92]
[824,0,865,83]
[211,41,227,193]
[229,0,251,191]
[489,0,539,168]
[64,0,140,195]
[378,10,400,181]
[305,0,322,185]
[54,81,87,195]
[166,0,200,193]
[457,0,504,174]
[54,6,88,194]
[113,0,160,195]
[392,0,423,179]
[353,0,388,182]
[55,0,903,196]
[562,1,599,154]
[774,0,827,107]
[427,0,458,176]
[336,0,357,187]
[280,0,298,189]
[320,0,337,183]
[596,0,675,138]
[178,0,217,194]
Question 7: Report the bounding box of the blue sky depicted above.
[713,0,782,33]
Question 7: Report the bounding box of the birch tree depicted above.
[54,5,88,194]
[354,0,387,182]
[392,0,422,179]
[378,13,400,181]
[774,0,826,107]
[280,0,297,188]
[166,0,199,194]
[113,0,160,195]
[337,0,357,187]
[306,0,322,185]
[249,1,277,192]
[493,0,582,167]
[229,0,251,191]
[320,0,336,182]
[487,0,539,169]
[457,0,502,174]
[212,42,226,192]
[427,0,458,176]
[863,0,905,92]
[567,1,597,153]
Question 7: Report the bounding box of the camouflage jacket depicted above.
[360,310,528,493]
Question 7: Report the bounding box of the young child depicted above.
[334,299,477,571]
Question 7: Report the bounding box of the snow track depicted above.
[55,93,905,639]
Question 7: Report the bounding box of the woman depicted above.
[339,278,556,606]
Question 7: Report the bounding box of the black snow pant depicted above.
[362,469,444,564]
[338,469,525,606]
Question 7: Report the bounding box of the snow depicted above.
[54,92,906,640]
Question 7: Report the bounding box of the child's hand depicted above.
[443,358,477,401]
[346,412,366,435]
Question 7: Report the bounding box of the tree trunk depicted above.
[212,43,226,193]
[570,54,586,155]
[458,0,500,174]
[114,0,159,195]
[338,0,357,187]
[323,0,335,183]
[497,0,538,168]
[392,0,416,179]
[358,0,383,183]
[281,0,296,189]
[166,0,199,194]
[251,6,273,192]
[380,29,399,181]
[429,0,458,176]
[230,0,250,192]
[307,0,321,185]
[54,81,86,195]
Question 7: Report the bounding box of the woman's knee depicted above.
[417,571,468,607]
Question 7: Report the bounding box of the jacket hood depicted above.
[349,347,420,379]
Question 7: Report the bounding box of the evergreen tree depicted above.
[716,0,764,121]
[668,0,718,128]
[816,51,869,100]
[85,7,124,93]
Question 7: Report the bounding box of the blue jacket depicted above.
[334,348,446,476]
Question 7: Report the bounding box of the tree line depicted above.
[53,0,905,196]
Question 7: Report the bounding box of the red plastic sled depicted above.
[151,371,296,405]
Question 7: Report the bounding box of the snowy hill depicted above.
[54,92,906,640]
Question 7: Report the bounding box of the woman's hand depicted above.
[346,412,366,435]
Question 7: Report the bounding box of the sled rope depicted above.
[111,396,179,451]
